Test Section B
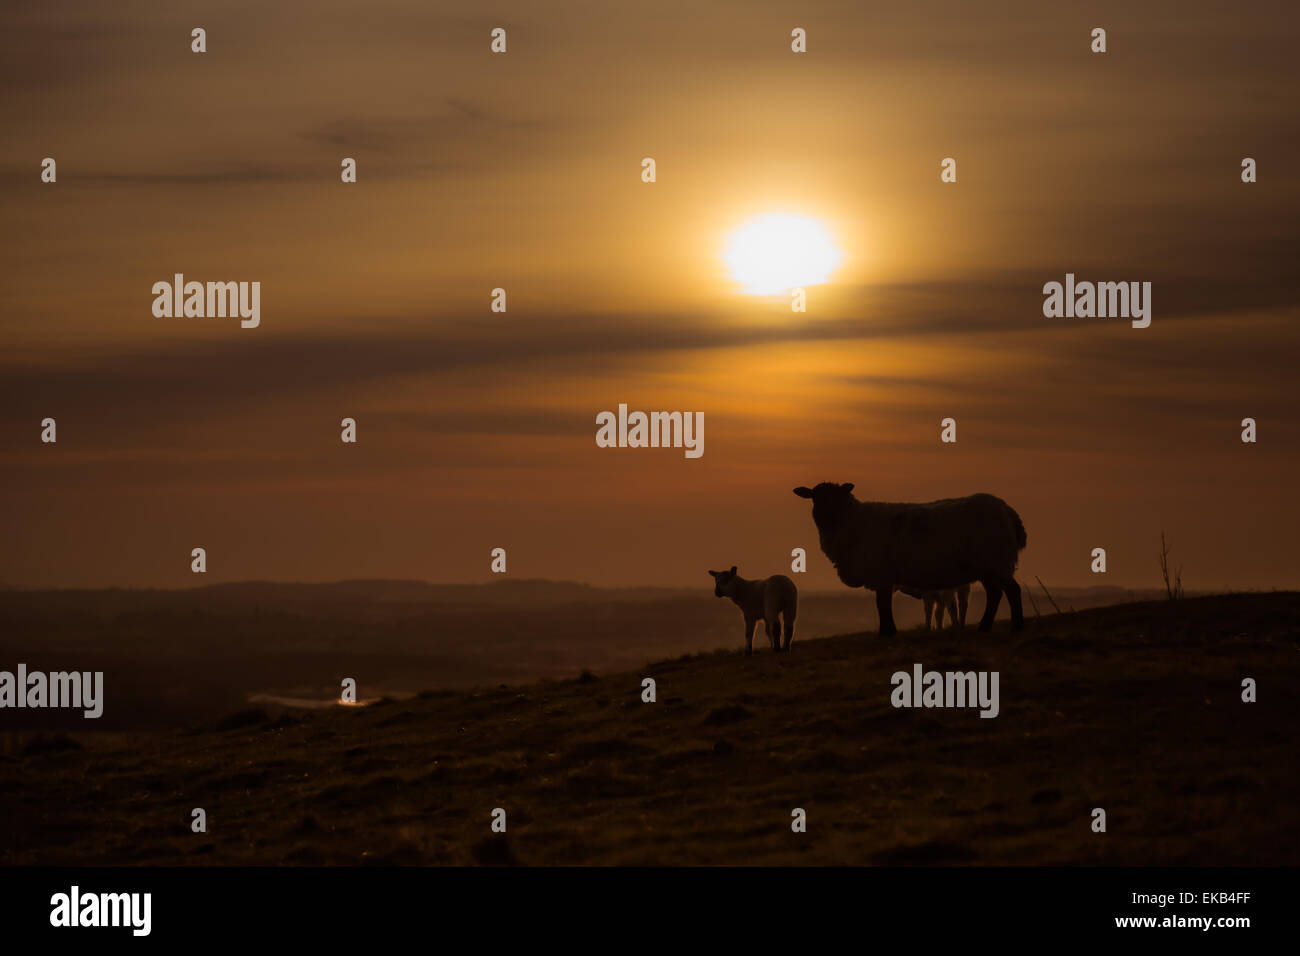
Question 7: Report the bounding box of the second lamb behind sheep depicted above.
[898,583,972,630]
[708,567,798,655]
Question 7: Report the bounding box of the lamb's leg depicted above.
[765,616,782,652]
[923,594,935,630]
[1003,577,1024,631]
[944,593,958,629]
[782,614,795,651]
[762,588,784,652]
[874,588,898,637]
[743,617,756,656]
[977,579,1003,632]
[957,585,970,629]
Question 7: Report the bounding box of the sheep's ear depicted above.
[729,565,737,575]
[793,486,814,498]
[707,569,719,578]
[841,482,855,494]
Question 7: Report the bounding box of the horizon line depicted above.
[0,577,1273,596]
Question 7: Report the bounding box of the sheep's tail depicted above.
[1008,504,1027,551]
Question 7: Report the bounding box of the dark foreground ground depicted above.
[2,592,1297,865]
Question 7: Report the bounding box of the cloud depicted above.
[2,276,1294,453]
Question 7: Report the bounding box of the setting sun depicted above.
[724,213,843,295]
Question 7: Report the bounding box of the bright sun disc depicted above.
[724,214,842,295]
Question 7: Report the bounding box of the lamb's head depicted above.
[793,482,857,530]
[708,566,739,599]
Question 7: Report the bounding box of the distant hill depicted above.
[0,578,697,614]
[0,576,1194,613]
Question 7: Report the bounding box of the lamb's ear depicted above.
[793,486,814,498]
[841,482,855,494]
[729,565,737,575]
[707,569,719,578]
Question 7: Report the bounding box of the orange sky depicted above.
[2,0,1297,590]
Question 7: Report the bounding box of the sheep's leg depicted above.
[957,586,970,629]
[765,616,781,652]
[978,579,1003,632]
[1003,577,1024,631]
[743,617,756,655]
[944,594,958,629]
[874,588,898,637]
[922,594,935,630]
[782,614,795,651]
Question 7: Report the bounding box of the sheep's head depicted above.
[793,482,857,528]
[708,566,739,598]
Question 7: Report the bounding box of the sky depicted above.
[1,0,1297,591]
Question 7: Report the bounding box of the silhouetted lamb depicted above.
[707,567,798,654]
[897,583,971,630]
[793,483,1026,636]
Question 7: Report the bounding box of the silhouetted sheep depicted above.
[707,567,798,654]
[793,483,1026,636]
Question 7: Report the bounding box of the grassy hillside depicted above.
[0,579,1180,730]
[2,592,1296,865]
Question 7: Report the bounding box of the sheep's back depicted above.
[763,574,798,609]
[886,494,1023,587]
